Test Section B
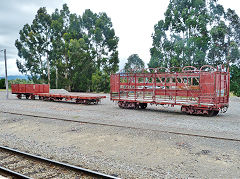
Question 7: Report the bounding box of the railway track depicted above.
[1,110,240,142]
[0,145,119,179]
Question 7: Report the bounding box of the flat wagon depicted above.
[12,84,106,104]
[34,93,106,104]
[110,65,230,116]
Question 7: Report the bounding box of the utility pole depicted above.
[4,49,8,99]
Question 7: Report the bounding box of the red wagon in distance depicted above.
[110,65,230,116]
[11,84,106,105]
[11,84,49,99]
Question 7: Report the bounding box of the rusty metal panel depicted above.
[11,84,19,93]
[12,84,49,94]
[35,84,40,93]
[110,74,119,92]
[200,72,215,96]
[35,84,44,93]
[43,84,50,93]
[25,84,35,93]
[18,84,26,93]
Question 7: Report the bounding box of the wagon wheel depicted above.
[30,95,35,100]
[17,94,22,99]
[134,103,140,109]
[118,101,124,108]
[140,103,147,109]
[206,110,219,117]
[85,100,91,105]
[213,110,219,116]
[26,95,30,99]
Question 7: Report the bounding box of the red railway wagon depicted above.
[11,84,49,99]
[110,65,230,116]
[12,84,106,104]
[34,93,106,104]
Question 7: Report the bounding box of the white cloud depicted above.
[65,0,169,65]
[0,0,240,76]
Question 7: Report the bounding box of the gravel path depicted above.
[0,91,240,178]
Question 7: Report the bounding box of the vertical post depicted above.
[47,53,50,87]
[4,49,8,99]
[56,66,58,89]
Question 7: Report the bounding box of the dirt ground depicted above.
[0,91,240,178]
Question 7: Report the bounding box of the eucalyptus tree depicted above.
[124,54,145,72]
[82,9,119,91]
[15,7,51,83]
[82,10,119,72]
[208,6,240,66]
[149,0,210,69]
[50,4,84,90]
[149,0,240,95]
[68,38,94,91]
[16,4,119,92]
[149,0,240,69]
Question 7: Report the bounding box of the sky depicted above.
[0,0,239,76]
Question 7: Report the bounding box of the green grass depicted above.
[230,92,236,97]
[0,89,11,91]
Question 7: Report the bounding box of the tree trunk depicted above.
[56,66,58,89]
[47,53,50,87]
[64,54,71,91]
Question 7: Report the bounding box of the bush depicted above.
[8,78,33,85]
[0,79,6,89]
[91,71,110,93]
[230,65,240,97]
[8,79,34,89]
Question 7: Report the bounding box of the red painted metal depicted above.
[110,65,230,116]
[11,84,19,93]
[34,93,106,104]
[12,84,105,104]
[11,84,50,94]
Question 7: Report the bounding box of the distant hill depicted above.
[0,75,28,80]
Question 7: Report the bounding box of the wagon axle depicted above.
[181,106,219,117]
[118,101,147,109]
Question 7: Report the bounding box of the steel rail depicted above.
[1,110,240,142]
[0,166,31,179]
[0,145,119,179]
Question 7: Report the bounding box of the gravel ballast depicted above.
[0,91,240,178]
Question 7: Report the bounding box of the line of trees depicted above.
[15,4,119,92]
[16,1,240,95]
[149,0,240,69]
[0,79,5,89]
[149,0,240,96]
